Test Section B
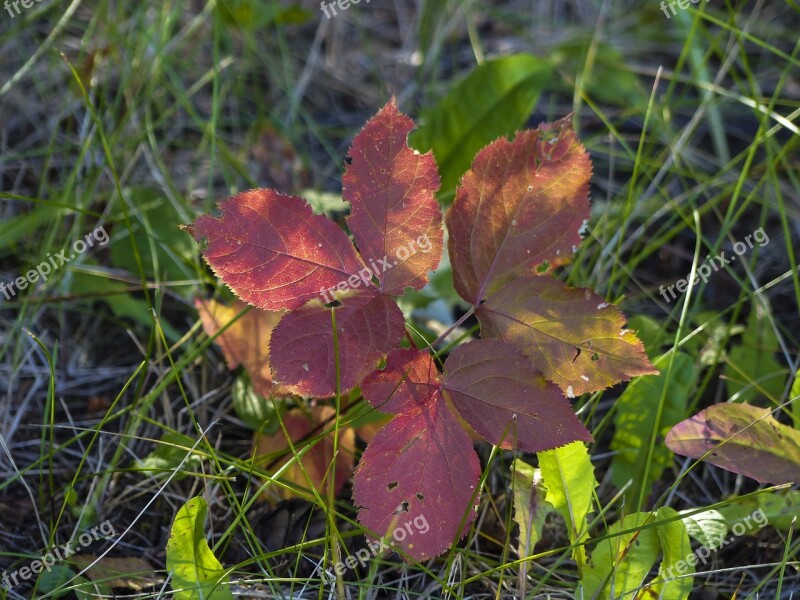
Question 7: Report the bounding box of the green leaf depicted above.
[610,352,696,507]
[69,268,182,343]
[724,303,787,403]
[409,54,553,198]
[136,432,203,479]
[537,441,597,567]
[37,566,79,598]
[232,376,282,432]
[110,188,196,297]
[718,490,798,531]
[679,508,728,550]
[511,459,554,557]
[648,506,694,600]
[580,512,660,599]
[166,497,233,600]
[626,314,670,360]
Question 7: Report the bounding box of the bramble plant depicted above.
[185,98,657,561]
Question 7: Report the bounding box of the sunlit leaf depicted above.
[446,117,590,304]
[352,394,480,561]
[479,277,657,395]
[165,497,233,600]
[344,99,443,295]
[184,189,365,311]
[665,402,800,485]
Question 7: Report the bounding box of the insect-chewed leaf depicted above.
[442,339,591,451]
[253,406,355,500]
[478,277,656,396]
[446,117,591,305]
[344,99,443,295]
[352,394,480,561]
[361,347,441,414]
[184,189,365,311]
[269,290,405,397]
[665,403,800,485]
[195,298,287,398]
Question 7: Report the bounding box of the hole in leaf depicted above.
[572,348,581,363]
[536,259,550,273]
[387,481,399,491]
[344,155,352,164]
[209,206,224,218]
[591,352,599,361]
[392,501,409,514]
[324,299,342,308]
[416,493,424,502]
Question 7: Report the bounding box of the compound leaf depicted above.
[344,99,443,295]
[442,339,591,451]
[352,394,480,561]
[446,117,591,304]
[665,402,800,485]
[185,189,364,311]
[166,497,233,600]
[478,277,657,396]
[196,298,286,398]
[269,290,405,397]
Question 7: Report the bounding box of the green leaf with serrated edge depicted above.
[537,441,597,568]
[646,506,694,600]
[409,54,553,197]
[165,497,233,600]
[511,459,554,557]
[666,402,800,485]
[580,512,660,599]
[724,303,787,403]
[610,352,696,508]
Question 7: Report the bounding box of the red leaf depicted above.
[446,117,591,304]
[269,290,405,397]
[361,348,441,414]
[344,99,443,295]
[352,394,480,561]
[442,339,591,451]
[478,277,657,396]
[185,189,365,311]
